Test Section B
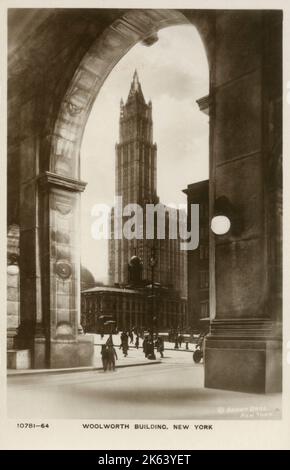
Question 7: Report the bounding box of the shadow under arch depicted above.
[50,9,212,180]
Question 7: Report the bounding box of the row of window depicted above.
[82,296,187,314]
[82,310,186,332]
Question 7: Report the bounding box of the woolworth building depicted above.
[108,71,187,298]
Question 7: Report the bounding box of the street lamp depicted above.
[146,247,157,360]
[149,247,157,338]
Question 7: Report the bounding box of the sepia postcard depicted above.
[0,0,290,451]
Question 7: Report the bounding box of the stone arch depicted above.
[16,8,211,369]
[49,9,211,179]
[10,9,282,394]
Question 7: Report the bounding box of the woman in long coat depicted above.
[120,332,129,357]
[101,344,109,372]
[107,345,118,371]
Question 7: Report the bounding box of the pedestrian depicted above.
[119,332,124,351]
[129,330,134,344]
[120,331,129,357]
[135,335,139,349]
[174,332,179,349]
[155,336,164,358]
[121,341,128,357]
[106,333,113,346]
[101,344,109,372]
[107,344,118,371]
[142,336,148,357]
[147,335,156,360]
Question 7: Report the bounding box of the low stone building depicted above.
[81,284,187,334]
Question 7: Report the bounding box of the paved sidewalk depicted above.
[7,333,195,376]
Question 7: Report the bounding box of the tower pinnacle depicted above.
[132,69,139,91]
[127,69,144,103]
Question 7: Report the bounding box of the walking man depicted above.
[155,336,164,358]
[101,344,109,372]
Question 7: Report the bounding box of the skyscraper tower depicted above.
[108,71,187,298]
[115,70,158,207]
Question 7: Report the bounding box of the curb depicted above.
[164,348,194,352]
[94,343,195,353]
[7,360,162,377]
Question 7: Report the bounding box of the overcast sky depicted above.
[81,24,209,282]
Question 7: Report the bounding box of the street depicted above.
[7,347,281,420]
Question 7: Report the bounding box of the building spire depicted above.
[127,69,144,103]
[132,69,139,91]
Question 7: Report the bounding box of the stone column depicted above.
[16,169,94,368]
[35,171,94,369]
[204,11,282,393]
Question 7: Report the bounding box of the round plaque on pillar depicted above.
[55,260,72,280]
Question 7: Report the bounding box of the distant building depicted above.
[108,71,187,298]
[82,255,187,333]
[183,180,209,330]
[81,284,187,334]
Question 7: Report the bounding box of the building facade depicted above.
[183,180,209,331]
[108,71,187,298]
[81,285,187,334]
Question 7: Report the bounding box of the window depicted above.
[200,301,209,318]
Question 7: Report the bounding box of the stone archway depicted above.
[50,9,212,180]
[13,9,213,369]
[9,9,282,393]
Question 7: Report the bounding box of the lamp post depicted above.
[149,247,157,338]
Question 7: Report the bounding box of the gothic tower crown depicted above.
[127,69,145,104]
